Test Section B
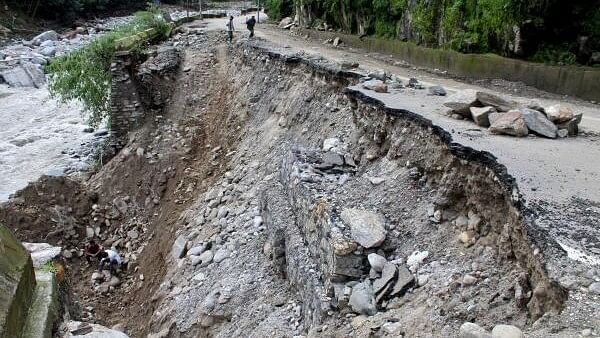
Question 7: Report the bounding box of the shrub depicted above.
[46,7,171,127]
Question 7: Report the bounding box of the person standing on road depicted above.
[246,15,256,38]
[226,16,234,43]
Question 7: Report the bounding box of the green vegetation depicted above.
[40,261,58,275]
[269,0,599,65]
[3,0,147,23]
[46,7,171,126]
[266,0,294,22]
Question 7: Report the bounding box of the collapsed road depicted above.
[1,10,599,338]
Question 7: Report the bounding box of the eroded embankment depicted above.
[1,32,573,337]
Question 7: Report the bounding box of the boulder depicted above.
[367,69,387,81]
[557,113,582,136]
[362,79,388,93]
[0,63,46,88]
[40,46,56,57]
[340,208,387,248]
[171,235,188,259]
[349,281,377,315]
[389,265,414,297]
[64,321,129,338]
[278,17,293,28]
[476,92,517,112]
[521,108,557,138]
[459,322,493,338]
[428,85,447,96]
[367,253,387,272]
[444,89,478,116]
[470,106,495,127]
[545,105,574,123]
[373,262,397,294]
[491,324,525,338]
[32,30,59,45]
[489,110,528,137]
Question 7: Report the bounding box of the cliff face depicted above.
[291,0,600,65]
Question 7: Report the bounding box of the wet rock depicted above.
[349,281,377,315]
[32,30,59,45]
[367,253,387,272]
[470,106,495,127]
[444,89,478,116]
[171,235,188,259]
[491,324,524,338]
[459,322,493,338]
[489,110,528,137]
[341,208,387,248]
[428,85,447,96]
[362,79,388,93]
[545,105,574,123]
[521,108,557,138]
[476,92,516,112]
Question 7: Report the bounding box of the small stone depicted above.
[429,85,446,96]
[588,282,600,294]
[367,176,385,185]
[91,272,103,281]
[323,138,340,151]
[213,248,229,263]
[491,324,525,338]
[362,79,388,93]
[417,274,429,286]
[199,250,213,267]
[108,276,121,287]
[581,329,592,337]
[348,281,377,316]
[406,251,429,271]
[62,250,73,259]
[458,231,475,247]
[323,151,344,166]
[341,208,387,248]
[193,272,205,281]
[187,245,206,256]
[367,253,387,272]
[127,230,139,240]
[462,274,477,286]
[382,322,402,334]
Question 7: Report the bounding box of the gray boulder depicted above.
[349,281,377,315]
[367,253,387,272]
[367,69,387,81]
[459,322,493,338]
[521,108,557,138]
[171,235,188,259]
[476,92,517,112]
[557,113,582,136]
[491,324,525,338]
[64,321,129,338]
[429,85,447,96]
[341,208,387,248]
[0,63,46,88]
[489,110,528,137]
[40,46,57,57]
[32,30,59,45]
[444,89,478,116]
[470,106,495,127]
[373,262,397,294]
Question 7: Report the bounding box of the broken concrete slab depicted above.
[521,108,557,138]
[22,242,62,268]
[340,208,387,248]
[489,110,528,137]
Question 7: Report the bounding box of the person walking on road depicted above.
[246,15,256,38]
[226,16,234,43]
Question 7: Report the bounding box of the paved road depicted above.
[199,14,600,273]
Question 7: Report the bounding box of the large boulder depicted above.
[64,321,129,337]
[362,79,388,93]
[444,89,478,116]
[521,108,557,138]
[31,30,59,46]
[349,281,377,315]
[340,208,387,248]
[476,92,517,112]
[470,106,495,127]
[489,110,528,137]
[545,105,574,123]
[0,62,46,88]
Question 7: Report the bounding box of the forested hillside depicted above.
[268,0,600,65]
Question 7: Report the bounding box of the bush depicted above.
[46,7,171,127]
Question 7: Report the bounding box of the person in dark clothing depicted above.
[246,15,256,38]
[84,240,103,264]
[226,16,234,43]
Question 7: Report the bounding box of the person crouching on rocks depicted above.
[84,239,103,265]
[98,249,123,276]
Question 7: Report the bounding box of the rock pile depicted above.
[444,89,582,138]
[358,70,444,95]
